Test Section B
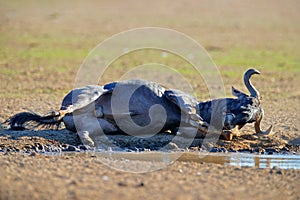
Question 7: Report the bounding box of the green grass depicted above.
[210,47,299,73]
[0,29,299,99]
[1,29,298,77]
[0,32,92,75]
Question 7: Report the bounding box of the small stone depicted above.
[270,167,283,175]
[196,172,202,176]
[210,147,218,152]
[136,182,144,187]
[260,148,266,154]
[35,143,43,149]
[29,152,38,156]
[229,148,237,153]
[238,148,251,153]
[118,182,127,187]
[281,147,289,152]
[252,135,259,139]
[102,176,109,181]
[219,147,227,153]
[79,145,88,151]
[276,170,283,175]
[65,145,79,152]
[69,180,77,185]
[62,145,80,151]
[265,148,277,154]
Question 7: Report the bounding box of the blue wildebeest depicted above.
[3,69,272,144]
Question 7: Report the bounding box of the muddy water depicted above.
[50,151,300,170]
[180,153,300,169]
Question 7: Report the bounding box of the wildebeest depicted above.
[3,69,271,145]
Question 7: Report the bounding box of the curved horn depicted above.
[254,109,272,135]
[244,68,261,98]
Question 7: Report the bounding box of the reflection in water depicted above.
[46,151,300,170]
[228,154,300,169]
[181,153,300,169]
[94,152,300,169]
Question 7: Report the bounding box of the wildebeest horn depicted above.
[244,68,261,98]
[254,109,272,135]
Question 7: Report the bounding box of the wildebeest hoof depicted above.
[78,131,95,147]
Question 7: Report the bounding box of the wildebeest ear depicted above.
[231,86,247,97]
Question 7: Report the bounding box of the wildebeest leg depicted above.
[185,112,209,133]
[73,114,119,147]
[94,105,103,118]
[78,131,95,146]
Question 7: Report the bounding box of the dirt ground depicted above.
[0,0,300,199]
[1,153,300,200]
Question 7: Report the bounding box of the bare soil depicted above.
[0,0,299,199]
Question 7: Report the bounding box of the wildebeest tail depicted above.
[2,110,66,130]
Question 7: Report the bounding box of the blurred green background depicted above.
[0,0,299,103]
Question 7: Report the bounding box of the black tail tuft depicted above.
[2,111,63,130]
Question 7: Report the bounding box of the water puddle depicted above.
[179,152,300,169]
[56,151,300,170]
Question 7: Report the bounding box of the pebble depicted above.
[24,144,32,149]
[102,176,109,181]
[136,182,144,187]
[210,147,227,153]
[210,147,219,152]
[63,145,80,152]
[117,182,127,187]
[254,147,265,154]
[30,152,38,156]
[35,143,44,150]
[265,148,278,155]
[228,148,237,153]
[281,147,290,152]
[79,145,89,151]
[269,166,284,175]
